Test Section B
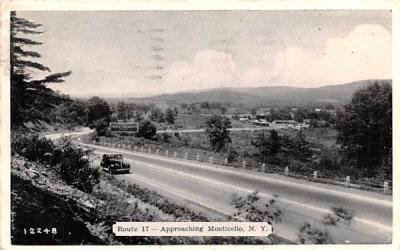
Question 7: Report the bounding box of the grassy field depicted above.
[278,128,338,148]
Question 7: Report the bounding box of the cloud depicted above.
[164,24,391,92]
[163,49,239,93]
[241,52,286,86]
[271,24,391,86]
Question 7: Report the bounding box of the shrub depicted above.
[227,146,238,163]
[56,139,99,193]
[137,120,157,140]
[92,118,109,136]
[11,132,99,194]
[11,132,54,162]
[322,206,354,226]
[230,191,282,224]
[160,133,171,143]
[297,222,333,244]
[315,147,341,175]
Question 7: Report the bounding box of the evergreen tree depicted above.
[10,11,71,125]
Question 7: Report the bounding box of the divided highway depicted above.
[87,143,392,244]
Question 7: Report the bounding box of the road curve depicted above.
[86,143,392,244]
[44,129,94,140]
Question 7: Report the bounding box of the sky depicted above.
[18,10,392,97]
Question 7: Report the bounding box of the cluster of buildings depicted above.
[229,107,336,130]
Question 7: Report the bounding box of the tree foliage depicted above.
[116,101,133,120]
[11,133,99,193]
[87,97,111,125]
[251,130,281,163]
[137,120,157,139]
[149,107,164,123]
[284,131,313,162]
[336,82,392,178]
[205,115,232,152]
[10,12,71,126]
[227,146,239,163]
[52,100,87,127]
[165,108,175,124]
[54,139,100,193]
[251,130,312,165]
[92,118,109,136]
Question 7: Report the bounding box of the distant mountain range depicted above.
[113,79,391,107]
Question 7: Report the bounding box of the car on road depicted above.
[100,153,130,174]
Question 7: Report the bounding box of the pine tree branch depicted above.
[15,59,50,71]
[12,16,42,29]
[12,37,42,45]
[30,71,72,84]
[15,27,44,35]
[13,46,41,58]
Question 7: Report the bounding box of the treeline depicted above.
[112,101,177,124]
[46,98,180,139]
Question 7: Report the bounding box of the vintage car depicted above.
[100,153,130,174]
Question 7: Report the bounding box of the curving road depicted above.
[44,128,94,141]
[86,143,392,244]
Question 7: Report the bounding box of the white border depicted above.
[0,1,399,250]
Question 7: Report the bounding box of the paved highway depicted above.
[44,128,94,140]
[87,143,392,244]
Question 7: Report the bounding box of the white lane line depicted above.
[125,157,392,233]
[91,144,392,207]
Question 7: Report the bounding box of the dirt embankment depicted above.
[12,156,114,244]
[11,156,176,245]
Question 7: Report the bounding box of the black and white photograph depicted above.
[1,1,398,248]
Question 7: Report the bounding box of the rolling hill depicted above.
[116,79,392,107]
